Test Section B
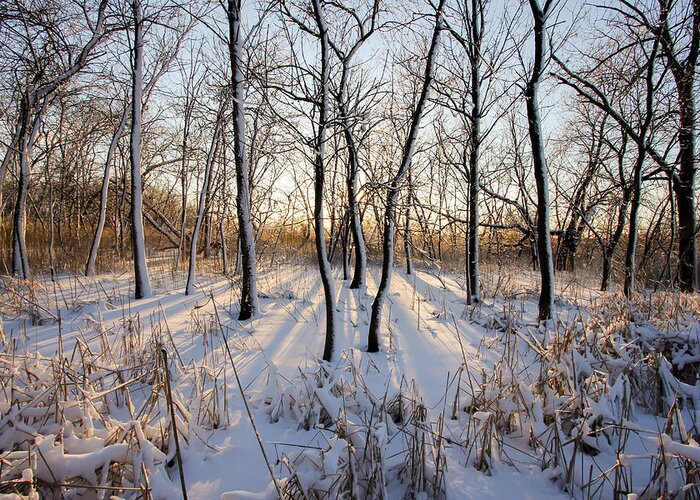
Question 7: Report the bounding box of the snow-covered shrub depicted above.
[451,290,699,499]
[257,349,446,499]
[0,309,203,498]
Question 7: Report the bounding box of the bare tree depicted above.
[310,0,337,361]
[438,0,514,302]
[0,124,20,221]
[278,0,340,360]
[7,0,109,278]
[85,98,129,277]
[326,0,382,289]
[462,0,484,302]
[481,109,540,269]
[130,0,152,299]
[555,19,665,295]
[524,0,556,320]
[555,0,697,292]
[227,0,259,319]
[85,30,195,279]
[655,0,698,292]
[186,102,224,295]
[367,0,445,353]
[12,99,45,278]
[600,131,632,291]
[175,47,206,269]
[554,113,607,273]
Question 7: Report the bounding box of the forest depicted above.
[0,0,698,498]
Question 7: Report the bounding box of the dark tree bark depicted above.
[624,148,645,296]
[227,0,259,319]
[341,212,350,280]
[525,0,556,321]
[327,2,380,290]
[12,97,43,279]
[404,169,414,275]
[623,38,658,296]
[130,0,152,299]
[657,0,699,292]
[310,0,337,362]
[367,0,445,353]
[0,124,20,217]
[466,0,483,303]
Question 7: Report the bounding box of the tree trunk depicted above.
[556,221,580,273]
[228,0,259,320]
[465,189,472,299]
[186,113,222,295]
[310,0,337,361]
[337,79,367,289]
[656,0,698,292]
[525,0,555,321]
[130,0,152,299]
[674,85,697,291]
[368,0,444,352]
[12,96,43,279]
[624,38,658,296]
[468,13,481,302]
[601,187,631,291]
[12,98,32,279]
[623,153,644,297]
[85,106,129,277]
[601,249,613,292]
[48,190,56,281]
[0,123,20,218]
[404,170,413,275]
[342,213,350,280]
[220,217,228,273]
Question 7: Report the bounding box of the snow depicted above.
[0,264,698,498]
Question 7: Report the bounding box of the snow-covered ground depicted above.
[0,264,698,499]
